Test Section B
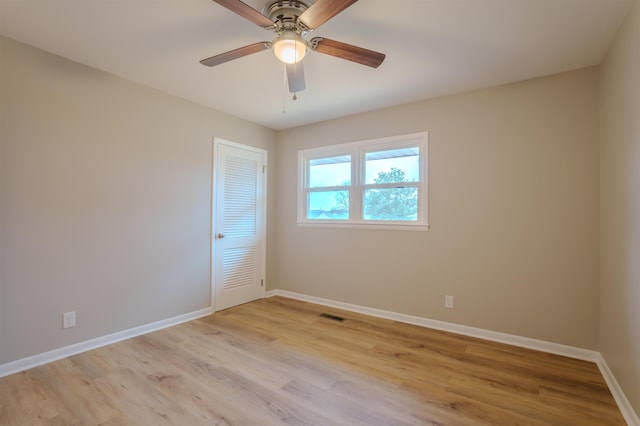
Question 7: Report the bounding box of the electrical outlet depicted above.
[445,295,454,309]
[63,311,76,329]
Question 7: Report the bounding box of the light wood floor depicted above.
[0,296,625,425]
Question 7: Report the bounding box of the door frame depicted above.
[211,137,268,311]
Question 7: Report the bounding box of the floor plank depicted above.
[0,296,626,425]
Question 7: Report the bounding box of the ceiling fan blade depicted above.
[211,0,275,28]
[298,0,359,30]
[311,37,385,68]
[286,62,306,93]
[200,42,271,67]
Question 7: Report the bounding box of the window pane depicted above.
[309,156,351,188]
[307,191,349,220]
[365,148,419,184]
[363,187,418,221]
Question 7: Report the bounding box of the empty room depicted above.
[1,0,639,424]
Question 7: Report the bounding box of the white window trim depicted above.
[297,132,429,231]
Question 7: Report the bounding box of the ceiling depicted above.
[0,0,635,130]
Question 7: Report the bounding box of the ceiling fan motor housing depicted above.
[264,0,310,33]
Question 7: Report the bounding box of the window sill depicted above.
[296,221,430,232]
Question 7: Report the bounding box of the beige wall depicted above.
[276,68,600,349]
[1,14,638,414]
[0,37,276,364]
[600,0,640,415]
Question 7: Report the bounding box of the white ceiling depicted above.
[0,0,635,130]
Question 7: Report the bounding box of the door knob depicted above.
[217,233,225,239]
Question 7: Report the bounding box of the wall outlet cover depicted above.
[63,311,76,329]
[445,295,454,309]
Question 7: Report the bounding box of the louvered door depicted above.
[213,139,266,311]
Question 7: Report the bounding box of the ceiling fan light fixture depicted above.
[273,31,307,64]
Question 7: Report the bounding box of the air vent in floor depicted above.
[319,313,345,322]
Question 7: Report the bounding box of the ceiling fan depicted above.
[200,0,386,94]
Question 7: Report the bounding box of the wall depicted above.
[276,68,600,349]
[600,0,640,415]
[0,37,276,364]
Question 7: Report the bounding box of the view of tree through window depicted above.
[362,167,418,220]
[361,148,419,221]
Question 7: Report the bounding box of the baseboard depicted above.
[267,289,640,424]
[0,306,214,379]
[597,354,640,426]
[266,289,598,361]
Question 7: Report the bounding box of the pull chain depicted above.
[282,63,299,112]
[292,44,298,101]
[282,63,287,114]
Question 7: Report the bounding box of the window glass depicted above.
[364,148,420,184]
[307,191,349,220]
[309,156,351,188]
[363,187,418,221]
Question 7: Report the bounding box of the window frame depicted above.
[297,132,429,231]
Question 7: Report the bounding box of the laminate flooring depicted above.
[0,296,626,425]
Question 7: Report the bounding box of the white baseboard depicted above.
[597,353,640,426]
[267,289,640,425]
[0,306,214,379]
[266,289,598,361]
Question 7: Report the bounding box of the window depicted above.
[298,132,428,230]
